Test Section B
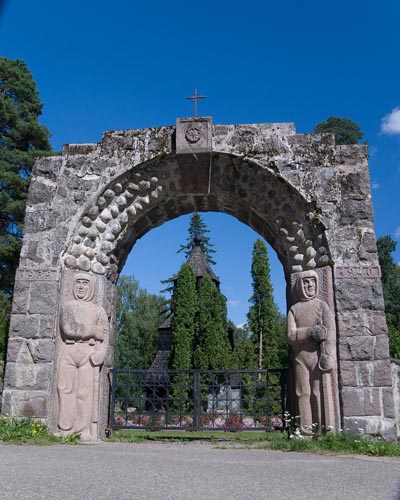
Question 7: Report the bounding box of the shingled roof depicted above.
[184,244,219,284]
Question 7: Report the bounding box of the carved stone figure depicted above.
[287,270,336,433]
[56,273,109,441]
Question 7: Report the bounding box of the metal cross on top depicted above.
[186,89,206,118]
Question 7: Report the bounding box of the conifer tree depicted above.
[0,57,52,359]
[0,57,52,296]
[177,213,216,265]
[168,264,198,370]
[247,239,282,369]
[193,276,232,370]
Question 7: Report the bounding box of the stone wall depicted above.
[0,361,4,409]
[2,271,59,418]
[392,360,400,437]
[1,119,396,440]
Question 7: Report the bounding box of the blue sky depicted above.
[1,0,399,325]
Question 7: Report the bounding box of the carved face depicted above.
[73,274,94,301]
[301,277,316,299]
[296,270,319,301]
[75,279,90,299]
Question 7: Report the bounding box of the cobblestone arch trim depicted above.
[60,153,330,281]
[1,120,397,440]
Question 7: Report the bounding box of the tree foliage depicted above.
[0,57,52,296]
[377,236,400,359]
[0,57,52,360]
[193,276,233,370]
[177,213,216,265]
[313,116,364,145]
[114,276,166,369]
[247,239,286,369]
[168,264,198,370]
[230,323,257,369]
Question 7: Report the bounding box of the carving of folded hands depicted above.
[310,325,327,342]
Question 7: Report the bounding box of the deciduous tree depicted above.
[313,116,364,145]
[114,276,166,369]
[377,236,400,359]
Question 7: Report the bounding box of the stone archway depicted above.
[2,117,396,440]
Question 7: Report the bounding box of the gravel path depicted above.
[0,441,399,500]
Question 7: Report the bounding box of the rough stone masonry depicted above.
[1,117,398,440]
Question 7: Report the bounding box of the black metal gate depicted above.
[110,369,288,431]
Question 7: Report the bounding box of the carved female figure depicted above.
[56,273,109,441]
[287,270,336,433]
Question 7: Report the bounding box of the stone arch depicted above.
[2,118,397,441]
[61,151,330,282]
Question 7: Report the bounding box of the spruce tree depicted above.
[193,276,232,370]
[177,213,216,265]
[247,239,282,369]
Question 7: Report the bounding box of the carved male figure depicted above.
[56,273,109,441]
[287,270,335,433]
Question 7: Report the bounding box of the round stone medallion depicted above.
[185,126,201,144]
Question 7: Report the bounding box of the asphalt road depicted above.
[0,441,399,500]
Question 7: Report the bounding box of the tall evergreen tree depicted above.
[377,235,400,359]
[247,239,282,369]
[177,213,216,265]
[0,57,52,360]
[114,276,166,369]
[0,57,52,296]
[193,276,233,370]
[168,264,198,370]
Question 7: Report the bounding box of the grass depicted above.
[1,415,399,457]
[108,429,400,457]
[0,415,81,445]
[108,429,275,444]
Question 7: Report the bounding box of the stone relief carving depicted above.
[276,214,329,272]
[56,273,109,441]
[287,270,338,433]
[62,173,162,279]
[335,265,381,279]
[15,268,59,281]
[185,126,201,143]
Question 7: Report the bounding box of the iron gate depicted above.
[110,369,288,431]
